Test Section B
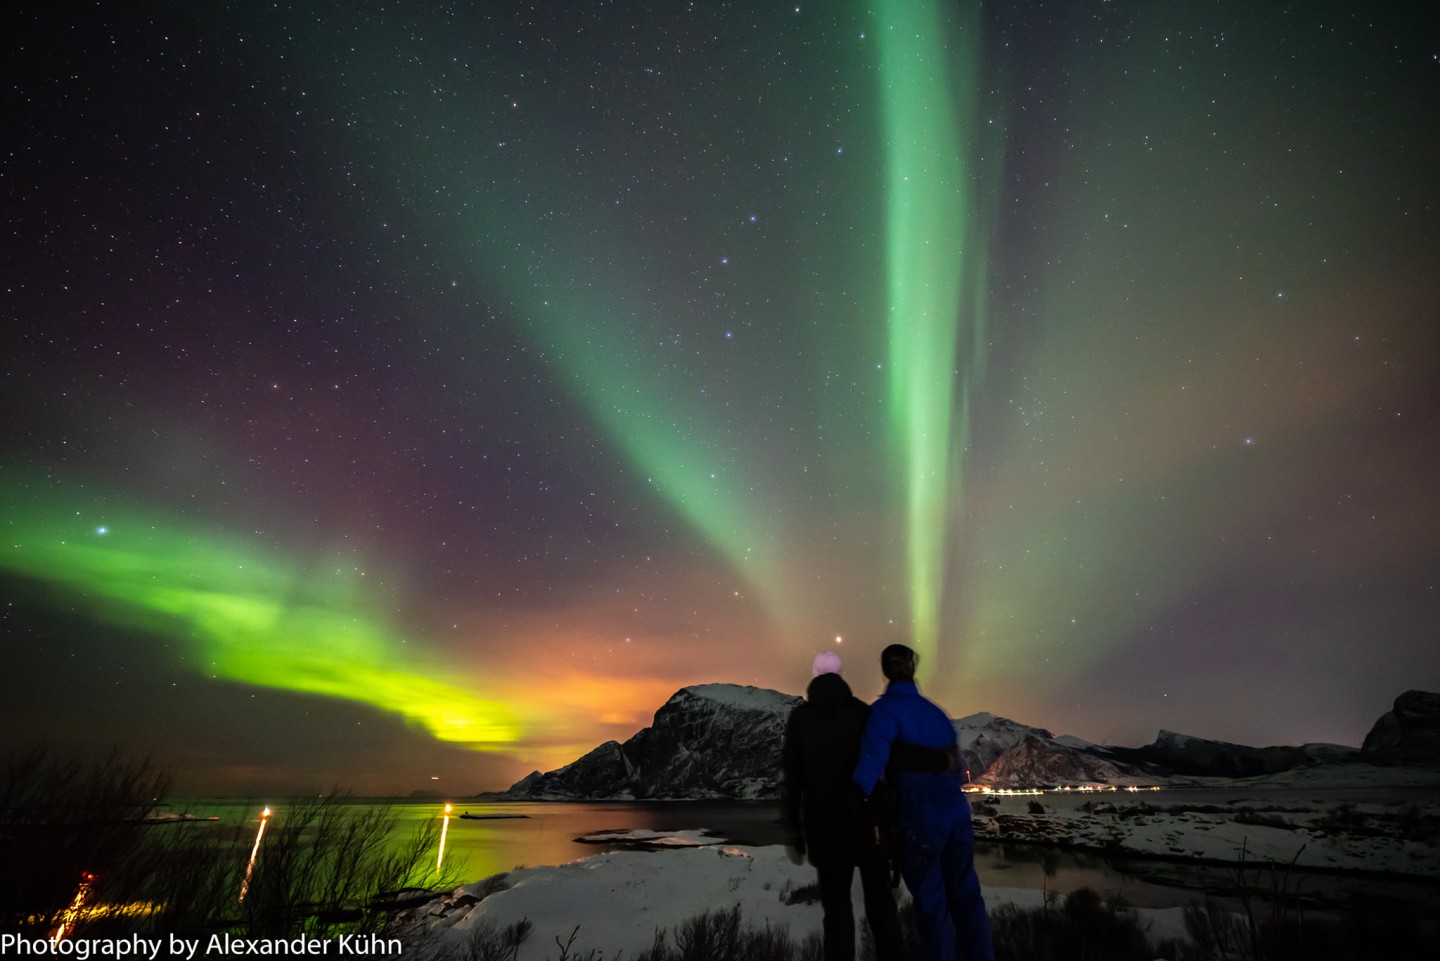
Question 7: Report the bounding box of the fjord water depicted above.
[175,790,1437,911]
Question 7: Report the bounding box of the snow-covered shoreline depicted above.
[970,791,1440,880]
[404,784,1440,961]
[405,840,1194,961]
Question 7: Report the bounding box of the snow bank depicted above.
[416,845,823,959]
[975,793,1440,878]
[409,843,1189,961]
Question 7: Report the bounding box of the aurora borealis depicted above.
[876,0,992,670]
[4,0,1438,794]
[0,476,519,747]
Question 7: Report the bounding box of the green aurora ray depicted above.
[463,2,1000,651]
[269,8,805,627]
[479,274,798,624]
[876,0,992,671]
[7,2,1002,710]
[0,478,519,748]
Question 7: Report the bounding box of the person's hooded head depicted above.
[811,650,842,677]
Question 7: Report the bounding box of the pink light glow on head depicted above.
[811,651,842,677]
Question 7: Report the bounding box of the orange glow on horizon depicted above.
[493,670,684,751]
[439,613,834,784]
[450,666,759,782]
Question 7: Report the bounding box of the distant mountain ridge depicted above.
[487,685,1437,800]
[1095,729,1354,780]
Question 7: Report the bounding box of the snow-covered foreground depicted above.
[972,791,1440,878]
[406,834,1191,961]
[403,788,1440,959]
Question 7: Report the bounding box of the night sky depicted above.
[4,0,1437,796]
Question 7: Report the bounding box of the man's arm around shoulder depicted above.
[852,697,900,795]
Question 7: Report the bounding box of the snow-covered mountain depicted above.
[977,734,1138,787]
[949,712,1148,787]
[952,711,1051,775]
[493,684,801,800]
[488,685,1431,800]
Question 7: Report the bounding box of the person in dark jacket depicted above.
[783,653,904,961]
[853,644,995,961]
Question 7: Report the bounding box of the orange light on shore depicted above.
[436,803,453,874]
[50,871,95,942]
[238,806,271,902]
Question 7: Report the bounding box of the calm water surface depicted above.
[170,789,1439,912]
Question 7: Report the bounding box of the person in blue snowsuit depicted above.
[852,644,995,961]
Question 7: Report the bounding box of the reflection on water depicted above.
[171,797,1438,912]
[973,842,1185,908]
[175,799,788,884]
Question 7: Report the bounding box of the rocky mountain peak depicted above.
[978,733,1131,788]
[1362,690,1440,762]
[670,683,801,713]
[491,684,801,800]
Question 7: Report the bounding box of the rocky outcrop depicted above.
[506,741,634,799]
[495,684,801,800]
[978,734,1136,788]
[1362,691,1440,764]
[622,685,801,798]
[953,712,1057,779]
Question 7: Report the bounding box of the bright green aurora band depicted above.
[2,1,998,746]
[877,0,990,672]
[9,0,1435,770]
[0,479,519,748]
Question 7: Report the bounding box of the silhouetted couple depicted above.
[782,644,995,961]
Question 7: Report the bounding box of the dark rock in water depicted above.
[494,684,801,800]
[1362,690,1440,763]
